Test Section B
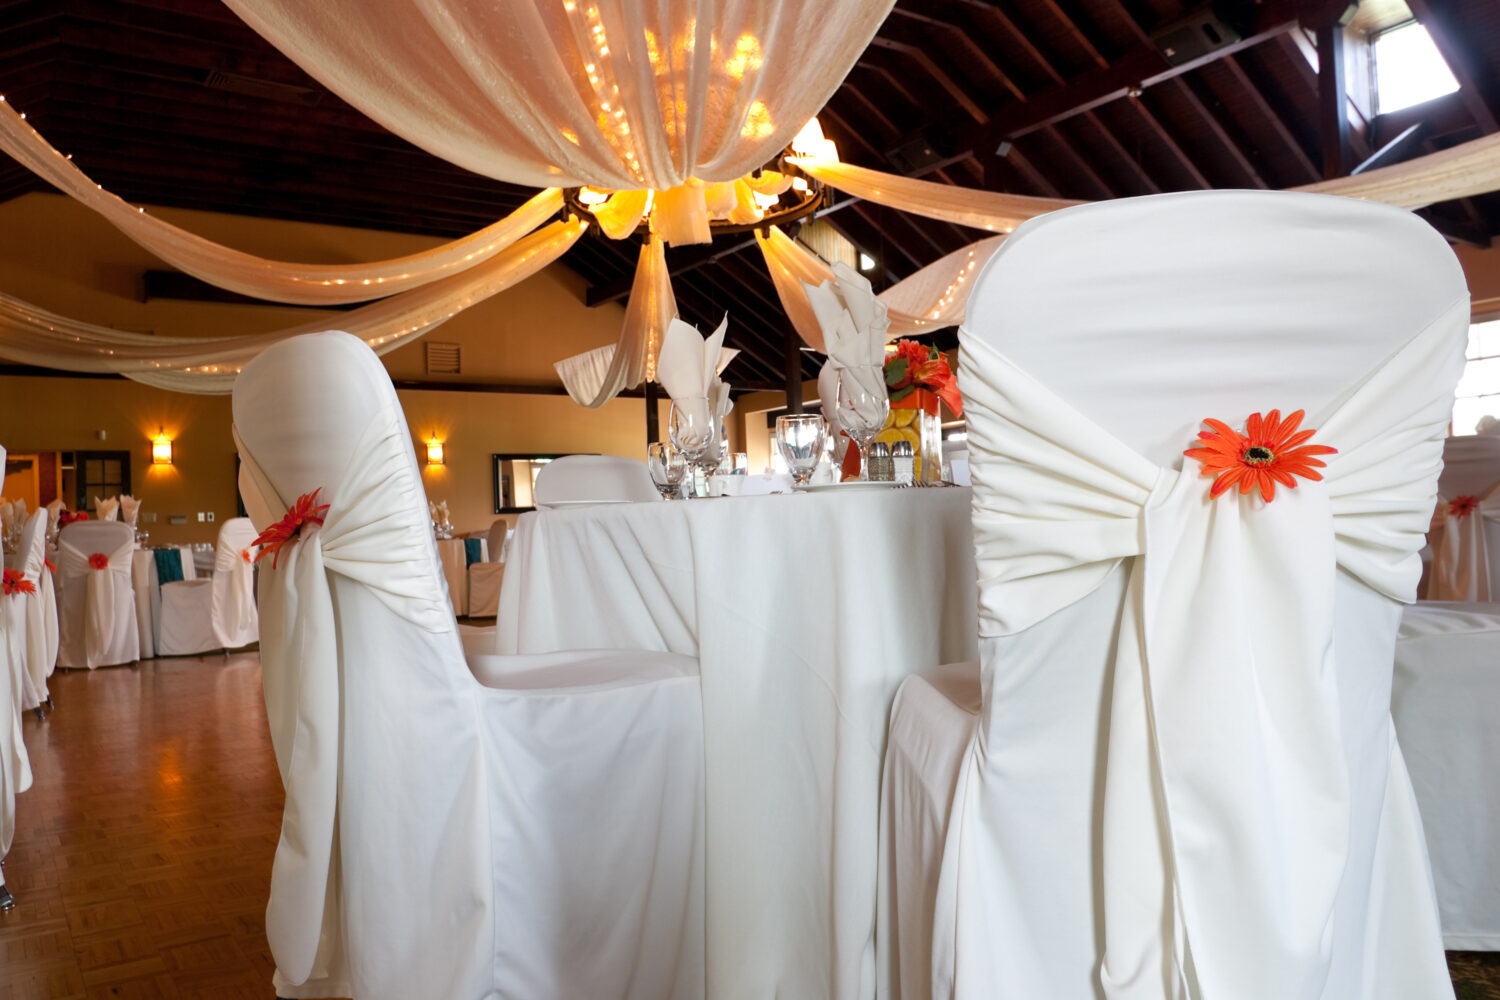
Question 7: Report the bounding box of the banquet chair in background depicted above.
[234,331,704,1000]
[878,191,1466,999]
[532,454,662,506]
[1393,602,1500,951]
[55,520,139,669]
[1425,434,1500,600]
[12,509,57,713]
[211,517,259,649]
[158,516,262,656]
[466,519,510,618]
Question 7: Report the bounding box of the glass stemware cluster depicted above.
[836,365,890,482]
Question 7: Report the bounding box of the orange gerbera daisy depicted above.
[87,552,109,570]
[1449,495,1480,518]
[2,568,35,596]
[1184,408,1337,502]
[252,488,330,569]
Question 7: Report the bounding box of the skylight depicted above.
[1373,21,1460,114]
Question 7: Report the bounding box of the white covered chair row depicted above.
[233,331,704,1000]
[879,192,1462,998]
[55,519,138,669]
[5,508,58,711]
[0,443,31,911]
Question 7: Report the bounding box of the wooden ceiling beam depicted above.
[1316,22,1352,178]
[1123,95,1213,188]
[1220,53,1321,183]
[582,236,757,308]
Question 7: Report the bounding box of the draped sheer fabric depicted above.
[0,219,585,392]
[881,191,1464,1000]
[221,0,894,191]
[234,331,703,1000]
[0,100,564,305]
[556,233,675,406]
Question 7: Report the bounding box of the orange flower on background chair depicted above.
[1449,495,1480,518]
[87,552,109,570]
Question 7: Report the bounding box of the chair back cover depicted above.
[532,454,661,505]
[210,517,259,648]
[55,519,139,668]
[0,445,32,887]
[233,330,488,998]
[1427,434,1500,599]
[13,509,56,706]
[951,190,1465,998]
[486,518,509,563]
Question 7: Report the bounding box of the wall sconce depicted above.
[426,438,445,467]
[151,431,173,466]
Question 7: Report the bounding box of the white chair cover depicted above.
[1393,601,1500,950]
[157,577,216,656]
[880,191,1463,1000]
[131,549,158,660]
[233,330,704,1000]
[211,517,259,648]
[1425,435,1500,600]
[94,495,119,521]
[13,509,55,707]
[486,519,509,563]
[466,520,510,617]
[532,454,662,505]
[0,447,31,891]
[55,520,139,668]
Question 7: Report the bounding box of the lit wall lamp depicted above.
[151,431,173,466]
[426,437,445,467]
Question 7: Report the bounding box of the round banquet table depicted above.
[494,487,979,1000]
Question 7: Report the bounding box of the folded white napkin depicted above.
[805,263,889,428]
[95,495,120,521]
[119,494,141,527]
[46,498,63,535]
[657,315,728,402]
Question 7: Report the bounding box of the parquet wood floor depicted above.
[0,652,339,1000]
[2,651,1494,999]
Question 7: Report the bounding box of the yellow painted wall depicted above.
[1458,242,1500,315]
[0,193,650,542]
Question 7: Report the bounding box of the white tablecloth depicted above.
[131,549,158,660]
[1394,601,1500,950]
[495,487,978,998]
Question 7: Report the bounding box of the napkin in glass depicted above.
[804,262,889,427]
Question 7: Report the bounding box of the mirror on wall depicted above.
[492,454,589,513]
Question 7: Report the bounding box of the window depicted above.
[1452,318,1500,434]
[74,450,131,512]
[1372,21,1459,115]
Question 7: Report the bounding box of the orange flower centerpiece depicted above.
[851,339,963,483]
[2,567,35,596]
[1184,408,1337,502]
[87,552,109,570]
[1449,495,1480,518]
[252,488,330,569]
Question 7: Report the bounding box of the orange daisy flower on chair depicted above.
[1449,495,1480,518]
[1184,408,1337,502]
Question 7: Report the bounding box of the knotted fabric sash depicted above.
[960,295,1467,998]
[58,533,135,669]
[1427,486,1500,600]
[233,400,453,988]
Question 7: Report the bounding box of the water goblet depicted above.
[837,366,890,482]
[669,397,716,497]
[775,414,828,486]
[647,441,687,500]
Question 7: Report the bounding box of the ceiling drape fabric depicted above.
[220,0,895,191]
[0,101,563,306]
[755,226,1006,349]
[555,233,675,406]
[794,131,1500,234]
[0,220,586,393]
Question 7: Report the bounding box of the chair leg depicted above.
[32,707,44,722]
[45,696,53,710]
[0,884,13,911]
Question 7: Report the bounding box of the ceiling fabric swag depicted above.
[220,0,895,191]
[555,233,675,407]
[755,226,1005,350]
[0,219,586,394]
[0,100,563,306]
[792,130,1500,236]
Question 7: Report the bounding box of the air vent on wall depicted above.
[425,342,462,375]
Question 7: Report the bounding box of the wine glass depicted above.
[837,366,890,482]
[647,441,687,499]
[775,414,828,486]
[669,397,717,497]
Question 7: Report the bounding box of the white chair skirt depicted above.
[158,578,218,656]
[879,567,1452,999]
[466,562,503,617]
[274,581,705,1000]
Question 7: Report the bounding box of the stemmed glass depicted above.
[837,365,890,482]
[647,441,687,500]
[669,397,719,498]
[775,414,828,486]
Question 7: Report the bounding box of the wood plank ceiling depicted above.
[1,0,1498,389]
